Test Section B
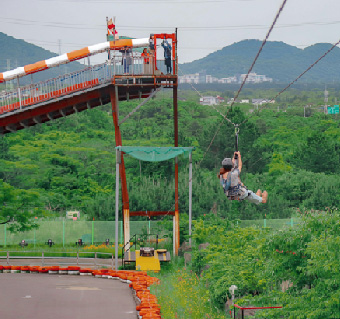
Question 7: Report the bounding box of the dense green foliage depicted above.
[189,210,340,319]
[1,90,340,226]
[180,39,340,83]
[151,260,226,319]
[0,179,44,231]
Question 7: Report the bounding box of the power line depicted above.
[2,16,340,31]
[38,0,258,3]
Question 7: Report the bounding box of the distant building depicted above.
[179,72,272,84]
[200,95,224,106]
[227,98,250,104]
[252,98,275,105]
[239,73,273,83]
[179,73,200,84]
[216,95,225,103]
[66,210,80,220]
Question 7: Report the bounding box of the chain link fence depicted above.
[0,220,164,247]
[0,218,300,247]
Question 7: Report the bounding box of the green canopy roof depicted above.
[116,146,194,162]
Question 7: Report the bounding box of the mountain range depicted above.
[1,33,340,84]
[179,39,340,83]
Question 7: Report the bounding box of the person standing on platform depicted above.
[141,48,150,74]
[161,40,172,74]
[120,47,132,74]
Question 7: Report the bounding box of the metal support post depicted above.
[120,221,123,244]
[62,219,65,248]
[173,86,180,255]
[6,251,9,265]
[4,224,6,247]
[17,77,22,109]
[42,252,44,266]
[173,215,176,257]
[110,86,130,252]
[189,152,192,247]
[115,149,121,270]
[77,251,79,265]
[92,220,94,245]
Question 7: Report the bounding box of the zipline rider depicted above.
[218,151,268,204]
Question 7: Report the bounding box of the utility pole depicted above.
[6,59,13,90]
[324,86,328,114]
[58,39,62,55]
[58,39,62,75]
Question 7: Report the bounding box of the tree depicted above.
[0,179,45,232]
[293,131,340,174]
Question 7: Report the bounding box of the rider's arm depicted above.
[235,151,242,173]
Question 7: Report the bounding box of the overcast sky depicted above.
[1,0,340,65]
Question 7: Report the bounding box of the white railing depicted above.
[0,56,176,115]
[0,251,116,269]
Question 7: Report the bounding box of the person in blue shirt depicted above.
[161,40,172,74]
[218,151,268,204]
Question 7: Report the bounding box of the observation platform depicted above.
[0,33,178,135]
[0,62,177,135]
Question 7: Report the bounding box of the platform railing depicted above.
[0,56,176,115]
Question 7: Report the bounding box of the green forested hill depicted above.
[1,92,340,224]
[180,40,340,83]
[0,32,82,83]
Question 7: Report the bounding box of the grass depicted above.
[150,259,226,319]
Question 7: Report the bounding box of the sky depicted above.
[1,0,340,65]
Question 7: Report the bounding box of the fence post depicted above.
[92,220,94,245]
[94,252,97,269]
[120,221,123,244]
[42,252,44,266]
[77,251,79,265]
[63,219,65,248]
[4,224,6,247]
[6,251,9,266]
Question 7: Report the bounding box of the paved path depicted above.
[0,273,137,319]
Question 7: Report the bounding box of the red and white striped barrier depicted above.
[0,38,149,83]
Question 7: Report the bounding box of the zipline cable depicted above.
[229,0,288,111]
[252,39,340,116]
[196,0,289,165]
[160,3,340,222]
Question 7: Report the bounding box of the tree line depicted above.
[1,91,340,230]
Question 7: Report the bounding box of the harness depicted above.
[222,169,242,200]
